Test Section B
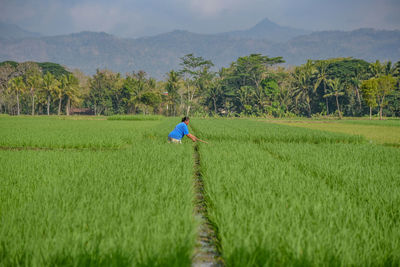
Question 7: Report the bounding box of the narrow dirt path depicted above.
[192,143,223,267]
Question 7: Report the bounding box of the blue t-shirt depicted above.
[168,122,189,140]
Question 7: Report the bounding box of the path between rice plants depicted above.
[192,143,223,267]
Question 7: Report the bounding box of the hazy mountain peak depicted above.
[222,17,311,42]
[0,21,41,39]
[251,18,280,29]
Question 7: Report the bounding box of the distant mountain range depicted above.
[1,19,399,79]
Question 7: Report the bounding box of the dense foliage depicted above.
[0,56,399,118]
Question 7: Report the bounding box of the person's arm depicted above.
[182,123,196,142]
[186,133,197,142]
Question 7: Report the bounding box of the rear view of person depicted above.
[168,117,197,143]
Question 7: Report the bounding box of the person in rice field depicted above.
[168,117,197,143]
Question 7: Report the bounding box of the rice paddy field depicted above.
[271,119,400,147]
[1,116,399,266]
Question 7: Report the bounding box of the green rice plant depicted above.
[194,119,400,266]
[192,118,365,144]
[341,119,400,127]
[0,118,196,266]
[275,121,400,145]
[3,116,398,266]
[0,116,162,149]
[107,115,164,121]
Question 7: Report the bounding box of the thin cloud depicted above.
[69,3,142,33]
[173,0,268,18]
[184,0,251,17]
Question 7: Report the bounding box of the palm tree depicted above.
[325,78,345,119]
[165,70,181,116]
[314,61,330,114]
[42,72,60,115]
[350,66,363,110]
[57,74,79,115]
[293,60,316,117]
[369,60,384,78]
[205,77,222,114]
[8,76,26,115]
[394,61,400,77]
[128,72,151,114]
[26,74,43,115]
[56,75,68,115]
[383,61,397,76]
[64,74,79,116]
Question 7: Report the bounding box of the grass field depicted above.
[1,116,399,266]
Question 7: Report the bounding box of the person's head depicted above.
[182,116,190,125]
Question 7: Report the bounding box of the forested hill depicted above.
[280,28,400,65]
[0,31,274,78]
[1,23,399,78]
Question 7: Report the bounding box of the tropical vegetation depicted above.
[0,56,399,118]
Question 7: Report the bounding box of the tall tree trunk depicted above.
[355,86,362,110]
[16,91,20,115]
[186,105,191,116]
[187,85,190,116]
[324,83,329,115]
[336,94,342,119]
[47,95,50,115]
[180,94,183,115]
[369,107,372,120]
[31,95,35,116]
[58,97,62,115]
[213,97,217,114]
[306,97,311,118]
[66,97,70,116]
[186,89,194,116]
[325,98,329,115]
[379,96,385,120]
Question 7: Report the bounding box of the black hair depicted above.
[181,116,190,122]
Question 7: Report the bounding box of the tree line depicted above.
[0,55,399,118]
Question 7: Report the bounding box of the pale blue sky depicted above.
[1,0,399,37]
